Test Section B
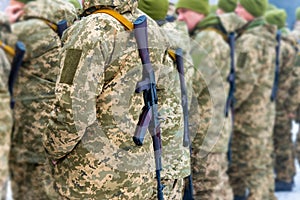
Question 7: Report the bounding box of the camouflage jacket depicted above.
[276,31,298,113]
[159,21,193,179]
[43,0,184,199]
[10,0,77,164]
[189,13,246,154]
[234,18,277,127]
[0,12,13,192]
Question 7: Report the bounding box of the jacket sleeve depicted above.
[43,44,106,160]
[234,36,260,109]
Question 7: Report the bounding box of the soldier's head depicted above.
[265,9,287,30]
[217,0,237,15]
[235,0,268,21]
[82,0,138,14]
[138,0,168,21]
[176,0,209,32]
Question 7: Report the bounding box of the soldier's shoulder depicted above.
[25,0,77,25]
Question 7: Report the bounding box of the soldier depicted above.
[0,12,14,200]
[216,0,237,15]
[265,9,299,191]
[228,1,278,200]
[43,0,183,199]
[292,7,300,171]
[175,0,246,199]
[138,0,194,198]
[6,0,77,199]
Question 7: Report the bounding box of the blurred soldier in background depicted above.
[43,0,183,199]
[292,7,300,173]
[176,0,245,199]
[138,0,194,198]
[0,11,15,200]
[228,0,278,199]
[6,0,77,199]
[265,9,299,191]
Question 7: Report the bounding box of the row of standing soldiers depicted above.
[0,0,300,199]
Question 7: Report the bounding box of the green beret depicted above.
[176,0,209,16]
[17,0,35,3]
[265,9,287,29]
[138,0,168,20]
[218,0,237,13]
[240,0,268,17]
[296,7,300,20]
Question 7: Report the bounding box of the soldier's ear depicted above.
[60,49,82,85]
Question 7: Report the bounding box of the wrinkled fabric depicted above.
[9,0,77,199]
[228,18,277,200]
[188,13,246,200]
[42,1,187,198]
[273,32,298,183]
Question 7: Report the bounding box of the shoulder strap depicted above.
[0,40,15,57]
[24,17,67,38]
[92,9,133,31]
[167,49,176,61]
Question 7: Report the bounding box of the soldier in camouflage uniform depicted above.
[7,0,77,199]
[176,0,247,199]
[43,0,185,199]
[138,0,194,198]
[292,7,300,169]
[0,12,14,200]
[265,9,299,191]
[228,1,278,200]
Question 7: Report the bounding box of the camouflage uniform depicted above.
[273,30,298,184]
[188,13,246,200]
[9,0,76,199]
[227,18,277,200]
[0,12,13,200]
[148,20,194,200]
[291,23,300,167]
[43,0,185,199]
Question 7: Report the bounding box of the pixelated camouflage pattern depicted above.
[159,20,192,180]
[290,24,300,167]
[0,48,12,200]
[24,0,77,26]
[273,32,298,183]
[0,12,13,199]
[9,0,77,199]
[147,21,193,199]
[188,13,246,200]
[149,178,184,200]
[43,4,181,198]
[83,0,138,14]
[228,18,277,200]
